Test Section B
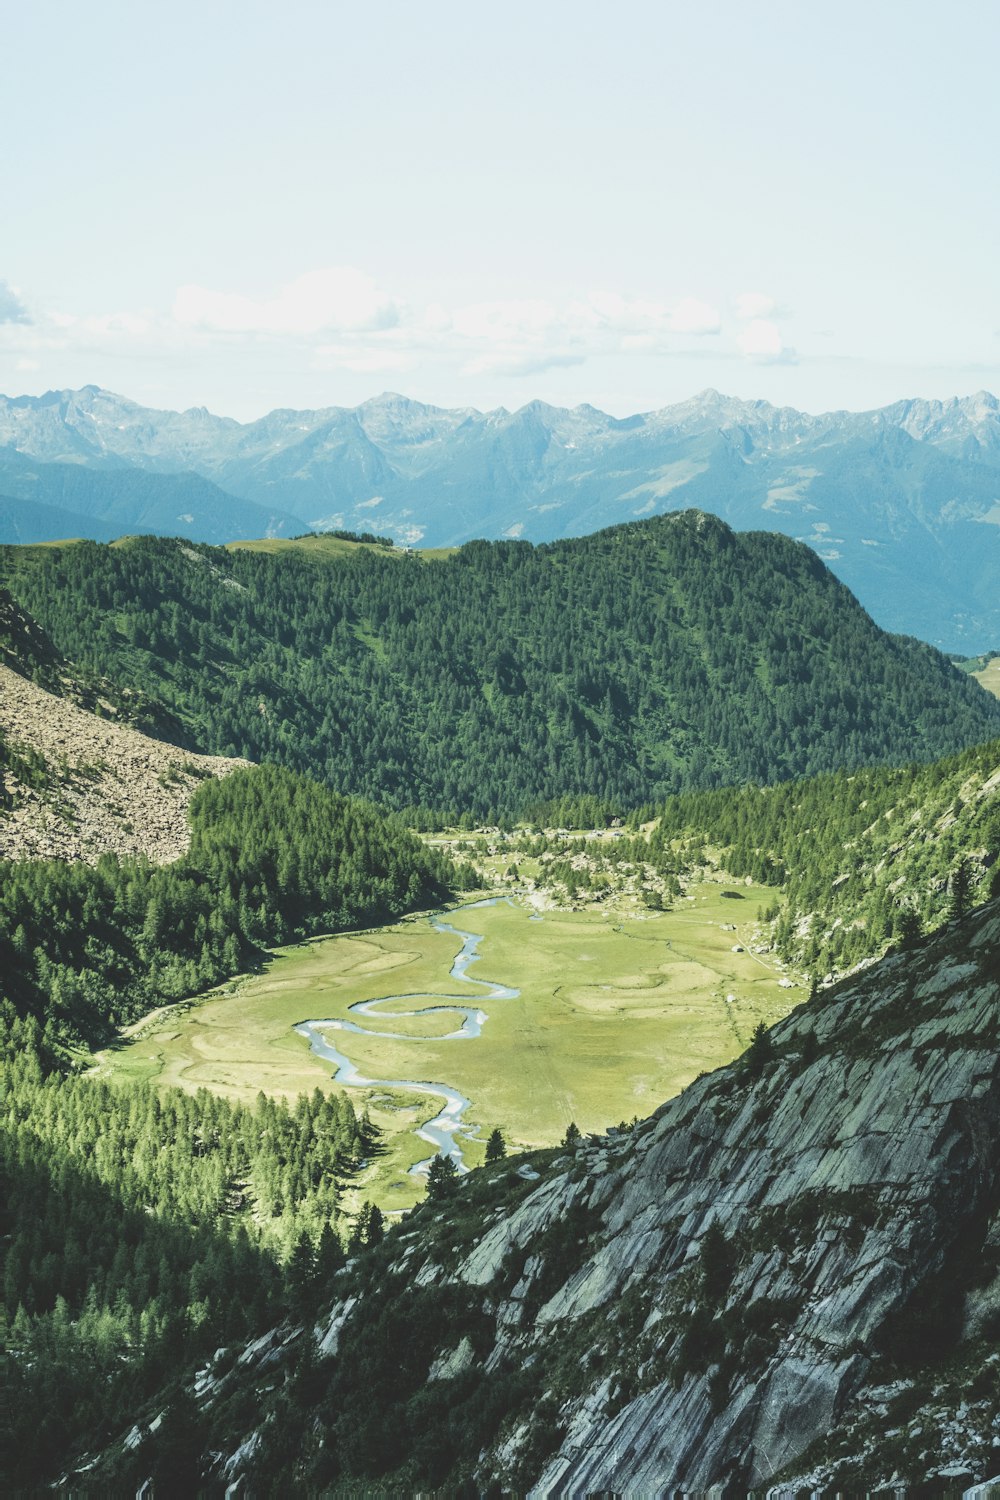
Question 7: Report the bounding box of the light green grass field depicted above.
[973,658,1000,699]
[95,882,800,1213]
[224,534,457,564]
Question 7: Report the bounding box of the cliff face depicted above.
[419,899,998,1494]
[180,900,1000,1493]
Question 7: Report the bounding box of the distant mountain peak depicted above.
[2,382,1000,647]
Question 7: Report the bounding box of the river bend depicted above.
[295,898,520,1174]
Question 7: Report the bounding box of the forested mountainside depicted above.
[65,896,1000,1494]
[2,512,998,817]
[650,735,1000,975]
[0,1052,369,1491]
[0,763,464,1052]
[4,385,1000,644]
[0,634,471,1487]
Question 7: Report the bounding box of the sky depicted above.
[2,0,999,421]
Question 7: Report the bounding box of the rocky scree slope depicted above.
[0,662,247,863]
[186,899,1000,1494]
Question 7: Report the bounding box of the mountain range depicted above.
[2,385,1000,646]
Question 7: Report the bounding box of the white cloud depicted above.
[81,312,152,337]
[734,291,776,321]
[2,266,780,397]
[453,299,560,343]
[462,350,586,378]
[173,267,401,336]
[668,297,722,335]
[569,292,720,338]
[316,346,419,375]
[737,318,796,364]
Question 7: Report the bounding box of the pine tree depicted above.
[948,859,971,924]
[699,1219,735,1302]
[426,1153,459,1201]
[896,906,922,948]
[744,1020,774,1081]
[366,1203,385,1248]
[485,1128,506,1163]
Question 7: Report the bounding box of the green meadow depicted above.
[95,882,800,1213]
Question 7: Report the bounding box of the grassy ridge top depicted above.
[1,512,998,816]
[226,531,408,561]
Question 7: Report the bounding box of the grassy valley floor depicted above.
[93,882,800,1214]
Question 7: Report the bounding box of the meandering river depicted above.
[294,898,522,1174]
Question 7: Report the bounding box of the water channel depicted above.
[294,897,523,1174]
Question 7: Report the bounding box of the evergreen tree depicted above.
[426,1154,459,1201]
[366,1203,385,1248]
[699,1219,735,1302]
[948,859,971,924]
[744,1021,774,1081]
[484,1128,507,1163]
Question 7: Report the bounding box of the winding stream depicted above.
[294,898,522,1174]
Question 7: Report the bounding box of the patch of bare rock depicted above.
[0,663,247,864]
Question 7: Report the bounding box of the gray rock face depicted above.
[205,900,1000,1494]
[465,903,1000,1492]
[0,662,246,863]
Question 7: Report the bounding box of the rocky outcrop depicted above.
[511,909,1000,1494]
[0,663,247,863]
[178,901,1000,1493]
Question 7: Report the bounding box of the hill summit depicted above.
[2,515,999,815]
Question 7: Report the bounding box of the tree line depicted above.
[650,736,1000,973]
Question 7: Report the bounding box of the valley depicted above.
[96,879,798,1216]
[2,510,1000,1493]
[9,9,999,1489]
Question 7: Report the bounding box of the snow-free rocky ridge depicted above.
[4,384,1000,644]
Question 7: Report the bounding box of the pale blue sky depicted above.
[3,0,998,418]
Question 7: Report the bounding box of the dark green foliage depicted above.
[299,528,396,547]
[743,1021,775,1081]
[427,1153,460,1201]
[519,1202,602,1322]
[265,1281,504,1491]
[948,858,971,923]
[0,725,50,808]
[563,1121,582,1149]
[896,906,923,948]
[485,1128,507,1163]
[2,516,997,817]
[348,1200,386,1254]
[652,735,1000,971]
[699,1220,735,1301]
[0,762,457,1048]
[0,1033,359,1490]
